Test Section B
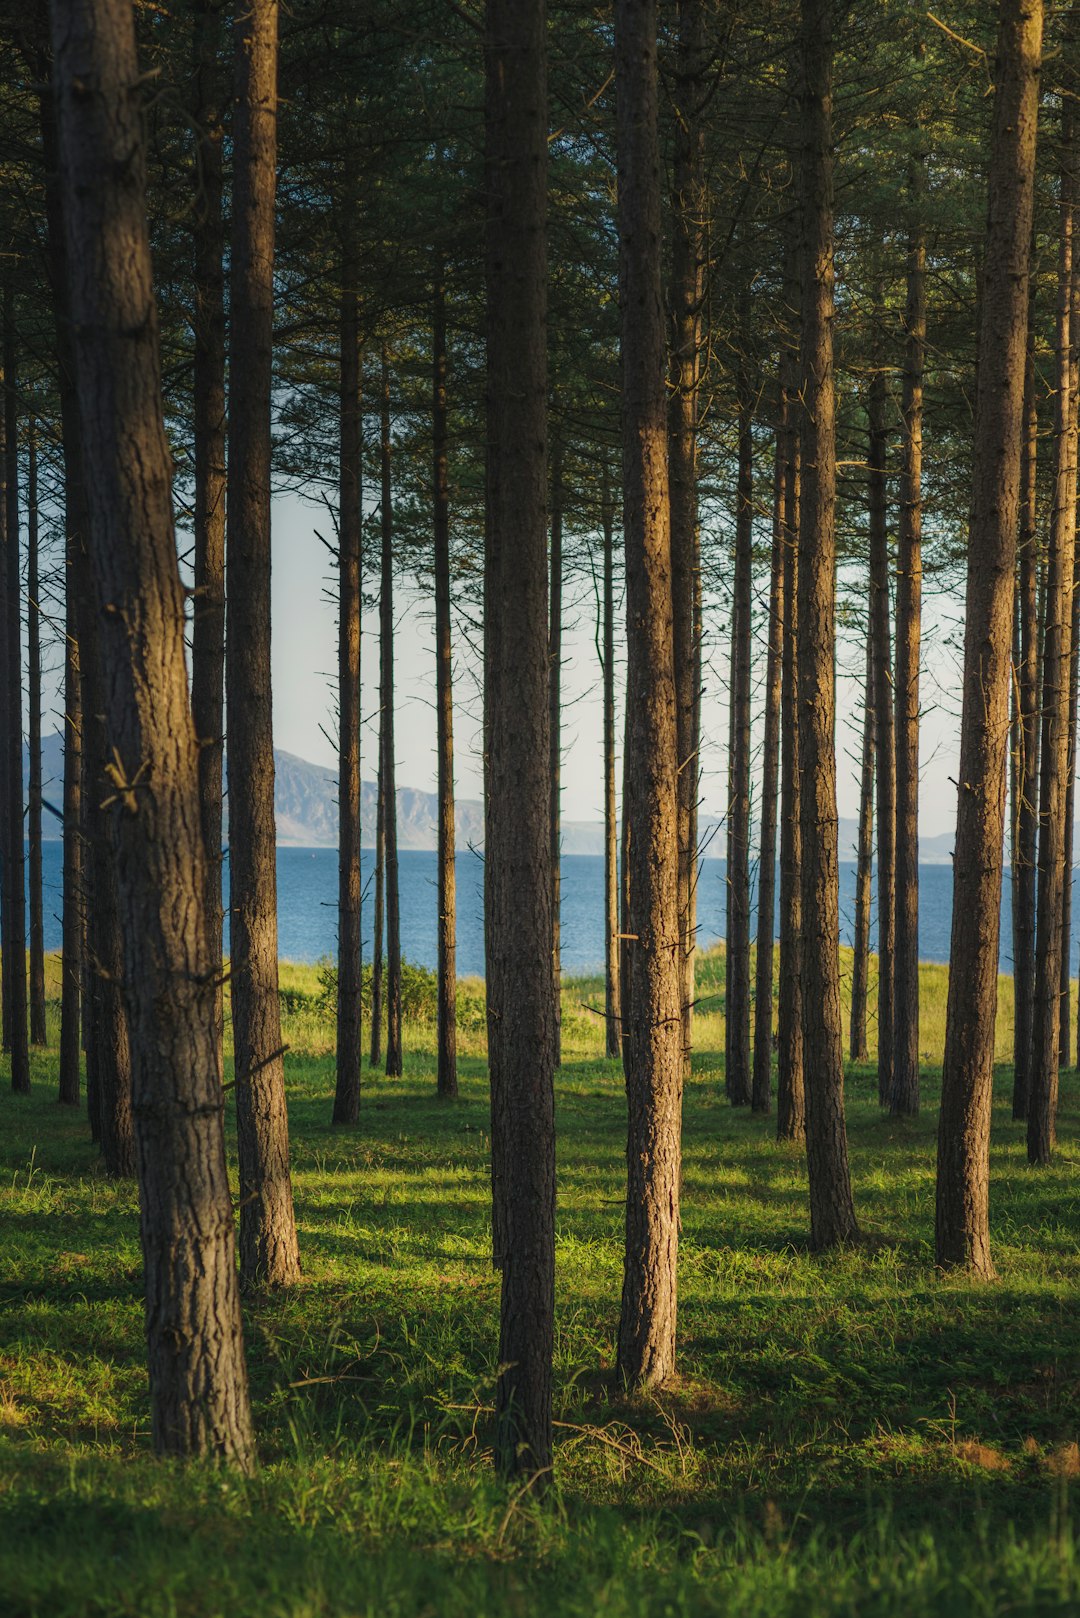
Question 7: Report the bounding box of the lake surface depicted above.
[32,844,1044,977]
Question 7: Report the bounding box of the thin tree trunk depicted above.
[893,162,926,1118]
[1029,96,1079,1166]
[797,0,857,1249]
[615,0,684,1389]
[333,224,362,1127]
[850,609,874,1064]
[776,242,805,1144]
[726,396,754,1106]
[1062,562,1079,1065]
[226,0,300,1288]
[369,746,384,1067]
[670,0,705,1079]
[868,366,895,1106]
[937,0,1043,1273]
[433,267,457,1100]
[2,286,30,1095]
[549,438,563,1067]
[51,0,254,1467]
[27,423,46,1047]
[601,474,621,1060]
[752,397,785,1114]
[190,0,226,1083]
[1012,302,1038,1120]
[379,348,402,1079]
[483,0,555,1481]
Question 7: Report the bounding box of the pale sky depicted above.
[270,490,967,840]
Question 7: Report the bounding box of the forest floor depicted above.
[3,950,1080,1615]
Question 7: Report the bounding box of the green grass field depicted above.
[3,949,1080,1615]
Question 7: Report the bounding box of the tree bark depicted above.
[1012,299,1038,1120]
[868,366,895,1106]
[1029,96,1079,1166]
[937,0,1043,1273]
[379,348,403,1079]
[549,438,563,1067]
[892,163,926,1118]
[190,0,226,1084]
[50,0,255,1467]
[433,267,457,1100]
[670,0,705,1079]
[752,394,785,1114]
[2,286,30,1095]
[333,224,362,1127]
[484,0,555,1481]
[601,474,621,1060]
[369,739,384,1067]
[26,421,46,1048]
[849,608,874,1064]
[226,0,300,1288]
[726,396,754,1107]
[615,0,684,1388]
[797,0,857,1248]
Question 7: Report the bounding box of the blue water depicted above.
[32,843,1039,977]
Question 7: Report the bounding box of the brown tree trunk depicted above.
[2,286,30,1095]
[725,396,754,1107]
[797,0,857,1249]
[226,0,300,1289]
[483,0,555,1480]
[868,366,895,1106]
[776,246,805,1144]
[369,746,384,1068]
[27,422,46,1048]
[433,271,459,1100]
[433,267,457,1100]
[1029,97,1079,1167]
[50,0,255,1466]
[601,474,621,1060]
[849,610,874,1065]
[549,438,563,1067]
[670,0,705,1079]
[1061,566,1079,1066]
[752,393,786,1113]
[615,0,684,1388]
[937,0,1043,1273]
[333,227,362,1127]
[379,348,402,1079]
[893,169,926,1118]
[38,70,83,1108]
[190,0,226,1083]
[1012,300,1038,1120]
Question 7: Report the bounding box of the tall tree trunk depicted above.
[51,0,255,1467]
[483,0,555,1480]
[726,396,754,1107]
[27,422,46,1047]
[190,0,226,1083]
[892,159,926,1118]
[549,438,563,1067]
[1062,554,1079,1065]
[776,246,805,1144]
[369,747,384,1067]
[2,287,30,1095]
[868,366,895,1106]
[433,267,457,1100]
[1029,97,1079,1167]
[333,226,362,1127]
[849,610,874,1064]
[1012,301,1038,1119]
[379,348,402,1079]
[38,68,83,1109]
[937,0,1043,1273]
[614,0,683,1388]
[670,0,705,1078]
[752,396,785,1113]
[797,0,857,1248]
[601,473,621,1060]
[226,0,300,1288]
